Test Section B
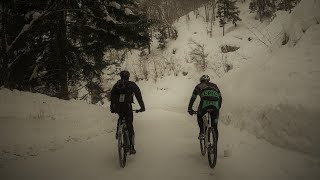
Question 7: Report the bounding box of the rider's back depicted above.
[111,80,144,113]
[195,81,222,110]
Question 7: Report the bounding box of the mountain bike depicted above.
[117,110,140,168]
[192,110,218,168]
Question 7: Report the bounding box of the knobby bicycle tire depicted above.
[118,129,127,168]
[207,127,217,168]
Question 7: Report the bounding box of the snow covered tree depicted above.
[189,39,208,71]
[249,0,277,21]
[0,0,150,103]
[277,0,301,13]
[216,0,242,36]
[156,26,168,49]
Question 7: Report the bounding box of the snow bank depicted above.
[124,8,134,16]
[218,0,320,156]
[0,88,114,165]
[284,0,320,47]
[109,1,121,10]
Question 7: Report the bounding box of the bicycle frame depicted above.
[117,110,141,168]
[117,109,141,147]
[192,109,217,168]
[193,110,212,148]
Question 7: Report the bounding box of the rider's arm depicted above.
[132,82,145,110]
[110,83,117,112]
[110,83,117,104]
[217,87,222,109]
[188,86,199,110]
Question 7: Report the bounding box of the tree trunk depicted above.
[223,0,225,36]
[223,24,225,36]
[1,5,9,87]
[148,30,151,54]
[210,0,215,37]
[56,9,69,100]
[205,4,209,22]
[212,0,216,22]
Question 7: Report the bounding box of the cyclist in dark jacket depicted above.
[110,70,145,154]
[188,75,222,140]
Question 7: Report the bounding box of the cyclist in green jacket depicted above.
[188,75,222,140]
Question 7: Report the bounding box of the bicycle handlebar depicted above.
[133,109,143,113]
[188,110,197,115]
[189,109,214,115]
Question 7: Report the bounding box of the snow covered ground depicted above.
[1,0,320,179]
[1,89,319,179]
[0,89,115,166]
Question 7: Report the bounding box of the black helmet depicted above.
[120,70,130,80]
[200,75,210,82]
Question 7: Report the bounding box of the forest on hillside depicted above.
[0,0,300,103]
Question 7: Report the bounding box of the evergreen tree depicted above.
[249,0,277,21]
[216,0,241,36]
[277,0,301,13]
[0,0,150,103]
[156,26,168,50]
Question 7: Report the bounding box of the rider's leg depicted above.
[197,109,205,134]
[212,123,218,142]
[126,111,134,146]
[210,111,219,142]
[116,117,120,139]
[126,111,136,154]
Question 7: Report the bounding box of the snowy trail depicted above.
[1,109,319,180]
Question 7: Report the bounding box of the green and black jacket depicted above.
[188,81,222,111]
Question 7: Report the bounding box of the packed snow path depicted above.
[1,109,319,180]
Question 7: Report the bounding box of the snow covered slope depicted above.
[120,0,320,157]
[0,88,115,166]
[218,0,320,157]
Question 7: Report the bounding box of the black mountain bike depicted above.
[192,110,218,168]
[117,110,140,168]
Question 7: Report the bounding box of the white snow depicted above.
[283,0,320,47]
[1,0,320,179]
[217,0,320,157]
[1,77,319,179]
[109,1,121,10]
[32,12,41,20]
[124,8,135,16]
[0,89,114,166]
[104,15,116,23]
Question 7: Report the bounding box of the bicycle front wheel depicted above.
[118,130,127,168]
[207,127,217,168]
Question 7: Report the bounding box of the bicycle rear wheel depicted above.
[207,127,217,168]
[118,130,127,168]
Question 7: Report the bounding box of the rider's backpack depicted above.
[114,80,133,113]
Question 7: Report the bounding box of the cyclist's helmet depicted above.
[120,70,130,80]
[200,75,210,82]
